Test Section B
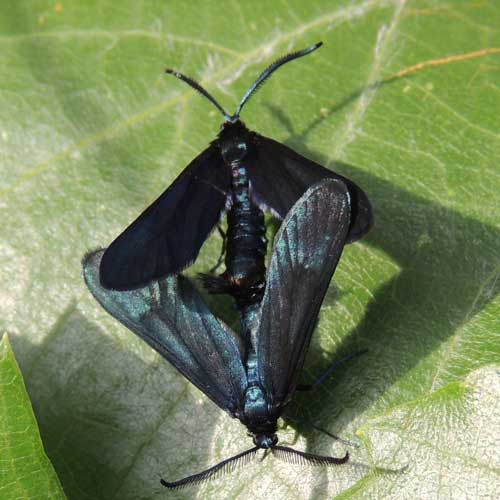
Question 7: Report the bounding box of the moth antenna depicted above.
[271,445,348,466]
[161,446,259,490]
[233,41,323,120]
[165,68,231,120]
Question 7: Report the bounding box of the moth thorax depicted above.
[242,384,278,440]
[221,141,248,163]
[243,385,270,420]
[218,120,250,162]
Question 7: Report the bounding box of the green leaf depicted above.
[1,1,499,499]
[349,367,500,499]
[0,335,66,499]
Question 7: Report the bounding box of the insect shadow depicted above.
[13,80,498,500]
[12,12,500,494]
[264,102,500,499]
[14,305,220,500]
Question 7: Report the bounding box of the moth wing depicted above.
[100,144,231,290]
[255,178,351,407]
[247,134,372,242]
[84,249,247,415]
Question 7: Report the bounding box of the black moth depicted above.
[84,178,352,488]
[99,42,372,299]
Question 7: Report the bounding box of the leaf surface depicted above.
[0,335,66,499]
[1,1,499,498]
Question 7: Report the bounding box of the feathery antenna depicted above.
[233,42,323,120]
[165,69,231,121]
[271,445,349,466]
[165,42,323,123]
[161,442,348,489]
[161,446,259,489]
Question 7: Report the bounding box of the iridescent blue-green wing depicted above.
[247,134,372,243]
[255,179,351,407]
[99,144,231,290]
[84,249,247,415]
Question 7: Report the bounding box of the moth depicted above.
[99,42,372,300]
[84,178,352,488]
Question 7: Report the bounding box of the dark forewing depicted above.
[247,134,372,243]
[84,249,247,415]
[255,179,351,407]
[100,144,231,290]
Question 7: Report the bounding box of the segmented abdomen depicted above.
[225,161,267,307]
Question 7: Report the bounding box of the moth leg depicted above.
[296,349,368,391]
[208,225,227,274]
[284,415,358,448]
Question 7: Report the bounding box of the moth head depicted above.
[252,432,278,449]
